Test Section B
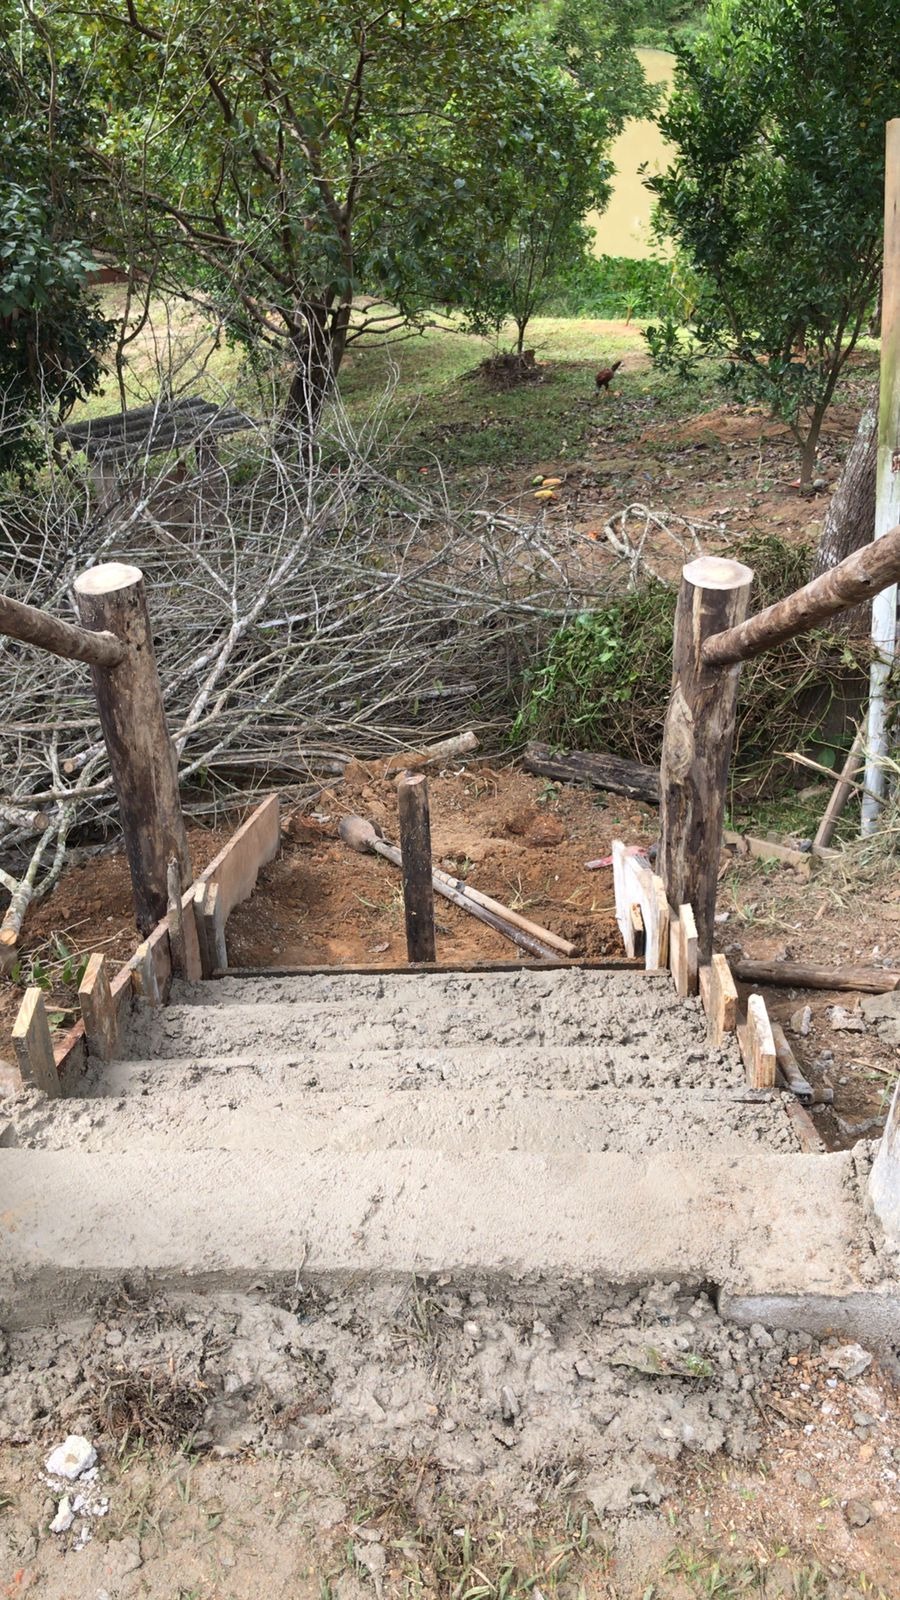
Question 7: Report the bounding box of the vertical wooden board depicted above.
[651,875,670,971]
[698,963,712,1015]
[708,953,738,1047]
[78,953,120,1062]
[181,885,203,982]
[12,987,60,1098]
[744,992,777,1089]
[630,905,646,960]
[193,882,214,978]
[680,904,699,997]
[202,880,229,974]
[131,939,161,1006]
[612,842,633,955]
[200,793,280,922]
[669,911,686,997]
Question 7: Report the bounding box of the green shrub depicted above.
[513,535,871,791]
[544,254,680,320]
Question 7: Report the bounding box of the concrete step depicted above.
[2,1146,893,1340]
[124,994,721,1065]
[6,1084,799,1157]
[170,969,656,1008]
[83,1041,746,1095]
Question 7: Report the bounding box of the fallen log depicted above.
[731,959,900,994]
[339,813,566,961]
[523,742,660,804]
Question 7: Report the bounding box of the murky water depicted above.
[587,48,674,259]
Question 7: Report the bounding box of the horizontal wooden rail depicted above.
[0,590,124,669]
[702,523,900,667]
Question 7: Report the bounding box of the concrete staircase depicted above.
[1,968,896,1338]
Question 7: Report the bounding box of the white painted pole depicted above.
[863,119,900,833]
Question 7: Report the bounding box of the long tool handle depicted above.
[370,838,562,961]
[432,870,576,957]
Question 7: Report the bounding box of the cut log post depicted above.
[730,959,899,994]
[660,556,754,961]
[707,953,738,1048]
[523,743,660,804]
[74,563,191,936]
[814,727,866,849]
[739,993,778,1089]
[78,952,119,1062]
[397,773,436,964]
[12,987,60,1097]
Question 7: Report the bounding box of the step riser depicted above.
[8,1089,797,1156]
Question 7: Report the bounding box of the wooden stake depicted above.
[12,987,60,1097]
[201,880,228,974]
[770,1020,814,1103]
[707,953,738,1047]
[74,563,191,935]
[864,117,900,832]
[167,858,187,978]
[814,727,866,849]
[660,556,754,962]
[670,904,699,999]
[131,939,161,1005]
[78,952,119,1062]
[397,773,436,964]
[740,993,777,1089]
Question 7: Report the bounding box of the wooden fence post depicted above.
[397,772,436,964]
[660,556,754,962]
[73,563,191,935]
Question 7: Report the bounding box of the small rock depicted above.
[845,1498,873,1529]
[750,1323,774,1349]
[828,1343,873,1381]
[50,1495,75,1534]
[574,1357,595,1380]
[105,1329,124,1348]
[794,1470,817,1491]
[462,1321,481,1340]
[45,1435,97,1481]
[499,1385,520,1422]
[790,1005,812,1037]
[829,1005,865,1033]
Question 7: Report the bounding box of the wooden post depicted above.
[78,952,120,1062]
[167,858,187,978]
[864,118,900,832]
[73,563,191,935]
[397,772,436,964]
[660,556,754,962]
[12,987,60,1097]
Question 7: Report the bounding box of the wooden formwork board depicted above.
[611,842,670,971]
[51,794,281,1085]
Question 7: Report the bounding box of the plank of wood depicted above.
[770,1020,814,1103]
[198,794,280,921]
[78,953,120,1062]
[193,882,214,979]
[221,957,648,978]
[131,939,161,1005]
[669,903,699,999]
[201,880,228,974]
[167,859,187,978]
[741,993,778,1089]
[523,742,660,803]
[612,841,633,956]
[652,875,670,971]
[731,960,899,994]
[698,963,712,1014]
[12,987,60,1098]
[746,836,812,877]
[630,905,646,961]
[708,954,738,1048]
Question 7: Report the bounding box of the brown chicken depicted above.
[595,359,622,391]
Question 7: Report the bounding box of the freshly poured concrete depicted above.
[0,968,895,1336]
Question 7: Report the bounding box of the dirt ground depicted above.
[0,1278,898,1599]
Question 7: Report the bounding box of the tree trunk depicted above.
[812,395,877,633]
[798,422,822,494]
[282,304,334,441]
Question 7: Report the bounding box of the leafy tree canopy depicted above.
[0,6,113,476]
[647,0,896,486]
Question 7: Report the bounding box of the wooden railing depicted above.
[0,563,190,939]
[659,524,900,961]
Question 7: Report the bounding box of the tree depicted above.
[0,9,113,477]
[645,0,896,490]
[58,0,614,431]
[446,0,654,355]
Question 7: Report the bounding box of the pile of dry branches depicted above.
[0,395,614,947]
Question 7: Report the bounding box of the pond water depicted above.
[586,48,674,259]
